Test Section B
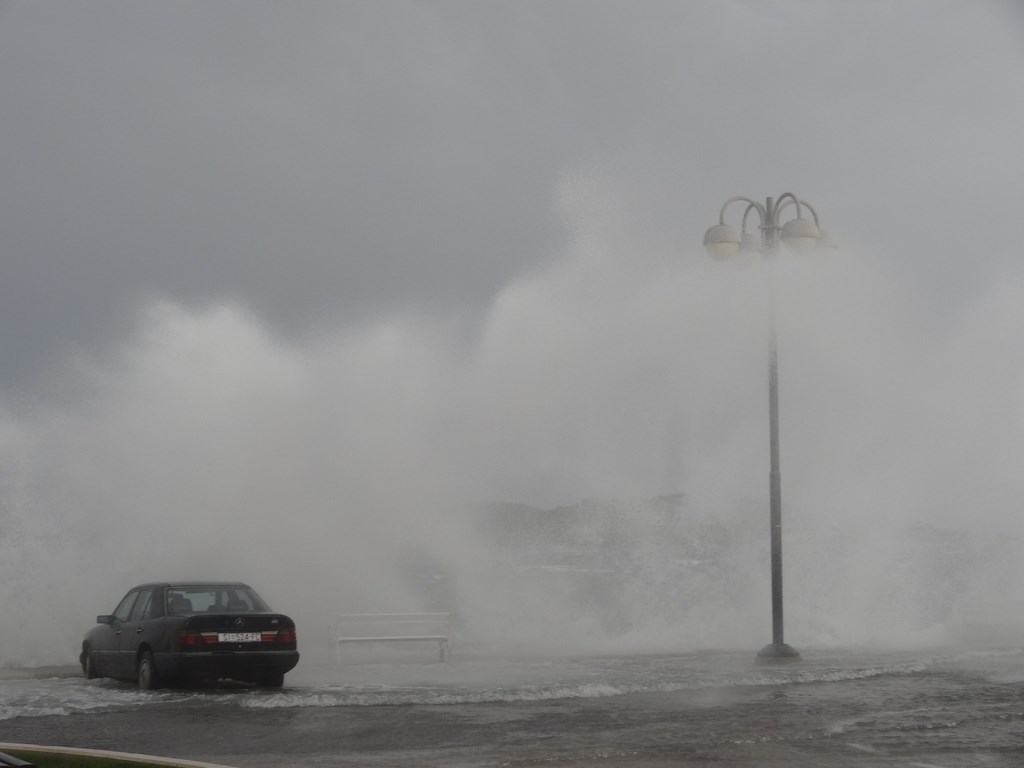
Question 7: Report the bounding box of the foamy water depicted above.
[3,647,1011,720]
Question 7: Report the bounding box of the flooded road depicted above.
[3,649,1024,767]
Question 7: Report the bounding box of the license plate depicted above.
[217,632,261,642]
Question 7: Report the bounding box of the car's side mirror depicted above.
[97,615,115,625]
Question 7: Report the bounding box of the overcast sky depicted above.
[1,0,1021,392]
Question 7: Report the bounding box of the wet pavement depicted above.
[2,651,1024,767]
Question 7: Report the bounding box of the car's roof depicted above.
[130,581,253,589]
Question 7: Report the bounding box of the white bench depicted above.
[329,613,451,663]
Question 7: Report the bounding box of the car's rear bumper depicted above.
[154,650,299,683]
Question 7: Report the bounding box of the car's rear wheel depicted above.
[137,650,160,690]
[257,671,285,688]
[81,645,99,679]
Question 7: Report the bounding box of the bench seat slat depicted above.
[330,612,451,662]
[334,635,447,642]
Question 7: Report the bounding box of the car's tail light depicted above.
[176,627,295,649]
[259,628,297,646]
[175,630,203,651]
[278,628,297,645]
[175,629,221,650]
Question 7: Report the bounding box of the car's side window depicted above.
[129,589,153,622]
[112,590,139,623]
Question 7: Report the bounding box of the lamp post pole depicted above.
[703,193,832,663]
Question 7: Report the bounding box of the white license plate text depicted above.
[218,632,261,642]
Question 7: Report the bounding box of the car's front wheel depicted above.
[137,650,160,690]
[81,645,100,679]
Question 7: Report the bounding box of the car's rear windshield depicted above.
[165,585,270,614]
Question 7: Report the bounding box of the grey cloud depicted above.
[0,1,1021,390]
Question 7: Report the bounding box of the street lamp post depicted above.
[703,193,832,663]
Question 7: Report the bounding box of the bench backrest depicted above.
[333,612,450,639]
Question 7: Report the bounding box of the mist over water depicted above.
[2,177,1023,667]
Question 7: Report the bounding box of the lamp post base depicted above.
[756,643,801,664]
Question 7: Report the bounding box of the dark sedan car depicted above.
[81,581,299,689]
